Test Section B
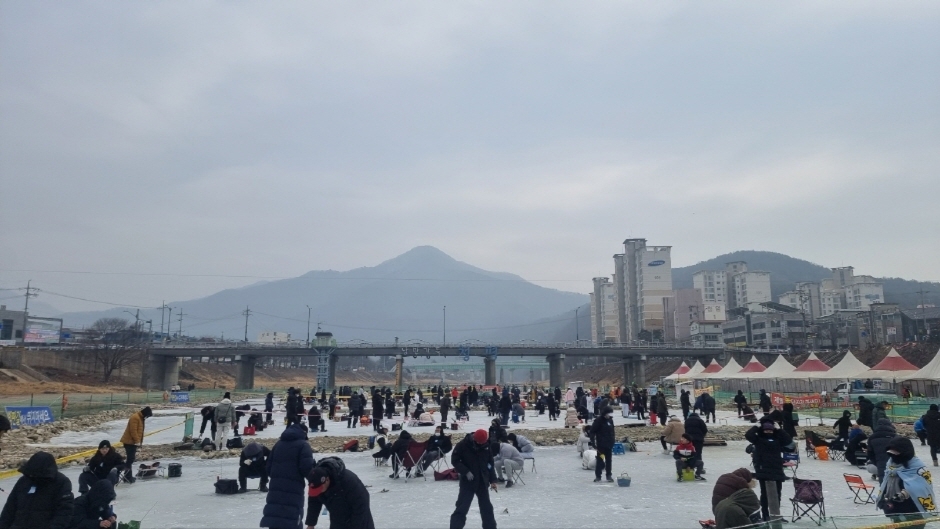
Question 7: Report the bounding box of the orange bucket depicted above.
[815,446,829,460]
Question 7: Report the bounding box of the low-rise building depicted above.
[689,321,724,348]
[0,305,26,345]
[258,331,291,344]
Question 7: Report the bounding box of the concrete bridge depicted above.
[142,334,724,391]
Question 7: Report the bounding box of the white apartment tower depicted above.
[590,277,620,344]
[614,239,673,341]
[693,270,728,305]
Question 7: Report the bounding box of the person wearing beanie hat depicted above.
[712,468,755,510]
[78,439,125,494]
[922,403,940,467]
[745,418,795,521]
[450,430,498,529]
[238,442,271,493]
[305,457,374,529]
[119,407,152,484]
[589,406,616,483]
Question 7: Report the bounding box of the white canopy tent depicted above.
[822,351,870,380]
[901,348,940,382]
[792,352,834,380]
[666,360,706,381]
[664,362,691,381]
[747,355,797,379]
[692,357,742,380]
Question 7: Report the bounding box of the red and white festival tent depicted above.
[726,355,767,379]
[858,348,919,380]
[694,357,742,380]
[750,355,797,379]
[666,360,706,381]
[664,362,691,381]
[691,359,724,379]
[793,352,832,379]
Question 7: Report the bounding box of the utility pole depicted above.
[177,308,186,340]
[21,280,36,344]
[134,309,141,346]
[159,301,166,338]
[443,306,446,346]
[306,305,312,348]
[575,306,580,343]
[242,306,251,343]
[919,289,931,340]
[164,306,173,343]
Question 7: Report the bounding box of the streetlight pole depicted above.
[306,305,312,348]
[575,307,580,344]
[443,306,446,346]
[919,289,931,340]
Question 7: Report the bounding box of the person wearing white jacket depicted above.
[494,439,524,488]
[214,393,235,450]
[576,425,592,456]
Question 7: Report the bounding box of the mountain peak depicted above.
[375,246,458,270]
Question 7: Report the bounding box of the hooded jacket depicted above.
[510,434,533,454]
[684,413,708,444]
[451,433,497,489]
[0,452,74,529]
[833,411,853,439]
[857,397,874,426]
[733,391,747,406]
[744,425,794,482]
[656,394,668,417]
[712,468,754,510]
[86,446,124,479]
[429,432,453,454]
[305,457,374,529]
[495,442,524,466]
[576,431,592,454]
[215,398,234,424]
[264,393,274,411]
[867,418,899,480]
[714,488,762,529]
[924,407,940,445]
[69,480,116,529]
[589,406,615,450]
[662,417,686,445]
[119,408,151,446]
[872,404,888,425]
[240,442,271,476]
[261,424,316,529]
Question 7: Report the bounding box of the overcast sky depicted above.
[1,2,938,314]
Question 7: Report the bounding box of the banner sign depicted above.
[4,406,55,428]
[169,392,190,403]
[694,386,716,397]
[771,393,850,410]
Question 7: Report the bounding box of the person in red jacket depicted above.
[674,433,706,481]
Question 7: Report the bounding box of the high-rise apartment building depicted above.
[692,270,728,305]
[590,277,620,344]
[693,261,771,312]
[613,239,673,341]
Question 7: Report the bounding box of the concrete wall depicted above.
[0,348,143,380]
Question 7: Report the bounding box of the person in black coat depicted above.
[234,403,252,430]
[546,393,558,421]
[239,442,271,492]
[346,394,361,428]
[450,430,498,529]
[69,479,116,529]
[680,389,691,419]
[758,390,772,414]
[745,419,795,521]
[422,425,454,470]
[0,451,74,529]
[780,403,798,439]
[307,404,326,433]
[858,396,874,427]
[499,393,512,426]
[389,430,414,478]
[589,406,616,482]
[385,394,395,420]
[922,404,940,465]
[684,412,709,463]
[554,386,562,404]
[403,389,412,417]
[264,392,275,424]
[734,390,747,417]
[260,423,316,529]
[78,440,124,494]
[198,405,217,440]
[834,410,853,440]
[867,418,899,480]
[440,395,452,423]
[305,457,374,529]
[372,390,384,432]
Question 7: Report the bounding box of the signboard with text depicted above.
[169,392,190,403]
[4,406,55,428]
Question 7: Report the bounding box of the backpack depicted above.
[226,437,244,449]
[794,480,823,503]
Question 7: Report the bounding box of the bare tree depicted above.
[86,318,146,383]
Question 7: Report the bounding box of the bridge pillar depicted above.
[141,354,164,390]
[499,367,505,385]
[395,355,404,392]
[636,354,647,388]
[622,359,631,388]
[509,368,515,384]
[547,354,565,389]
[235,355,255,390]
[327,354,337,391]
[484,357,496,386]
[152,355,180,391]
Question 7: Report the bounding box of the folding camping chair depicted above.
[790,478,826,526]
[843,473,876,505]
[783,451,800,478]
[522,452,536,473]
[505,459,526,486]
[804,435,817,459]
[395,440,428,482]
[427,447,451,473]
[828,447,846,461]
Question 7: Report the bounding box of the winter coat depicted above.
[702,394,716,413]
[565,408,581,427]
[867,419,898,480]
[86,449,124,480]
[680,391,691,408]
[589,407,615,450]
[758,391,772,412]
[215,398,234,424]
[499,395,512,413]
[0,452,74,529]
[712,468,754,510]
[684,413,708,444]
[656,395,668,417]
[744,426,793,482]
[241,443,271,476]
[923,408,940,445]
[119,411,146,446]
[576,431,592,454]
[495,442,524,466]
[261,424,316,529]
[391,430,414,461]
[662,417,685,445]
[565,389,575,403]
[286,392,299,417]
[451,433,497,488]
[265,394,274,411]
[512,402,525,417]
[872,405,888,425]
[714,488,762,529]
[513,435,534,453]
[858,398,874,426]
[372,395,384,417]
[781,403,798,438]
[68,480,116,529]
[834,412,853,439]
[305,457,374,529]
[733,392,747,406]
[440,396,451,413]
[428,433,453,455]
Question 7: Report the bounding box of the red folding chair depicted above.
[843,473,876,505]
[401,440,428,482]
